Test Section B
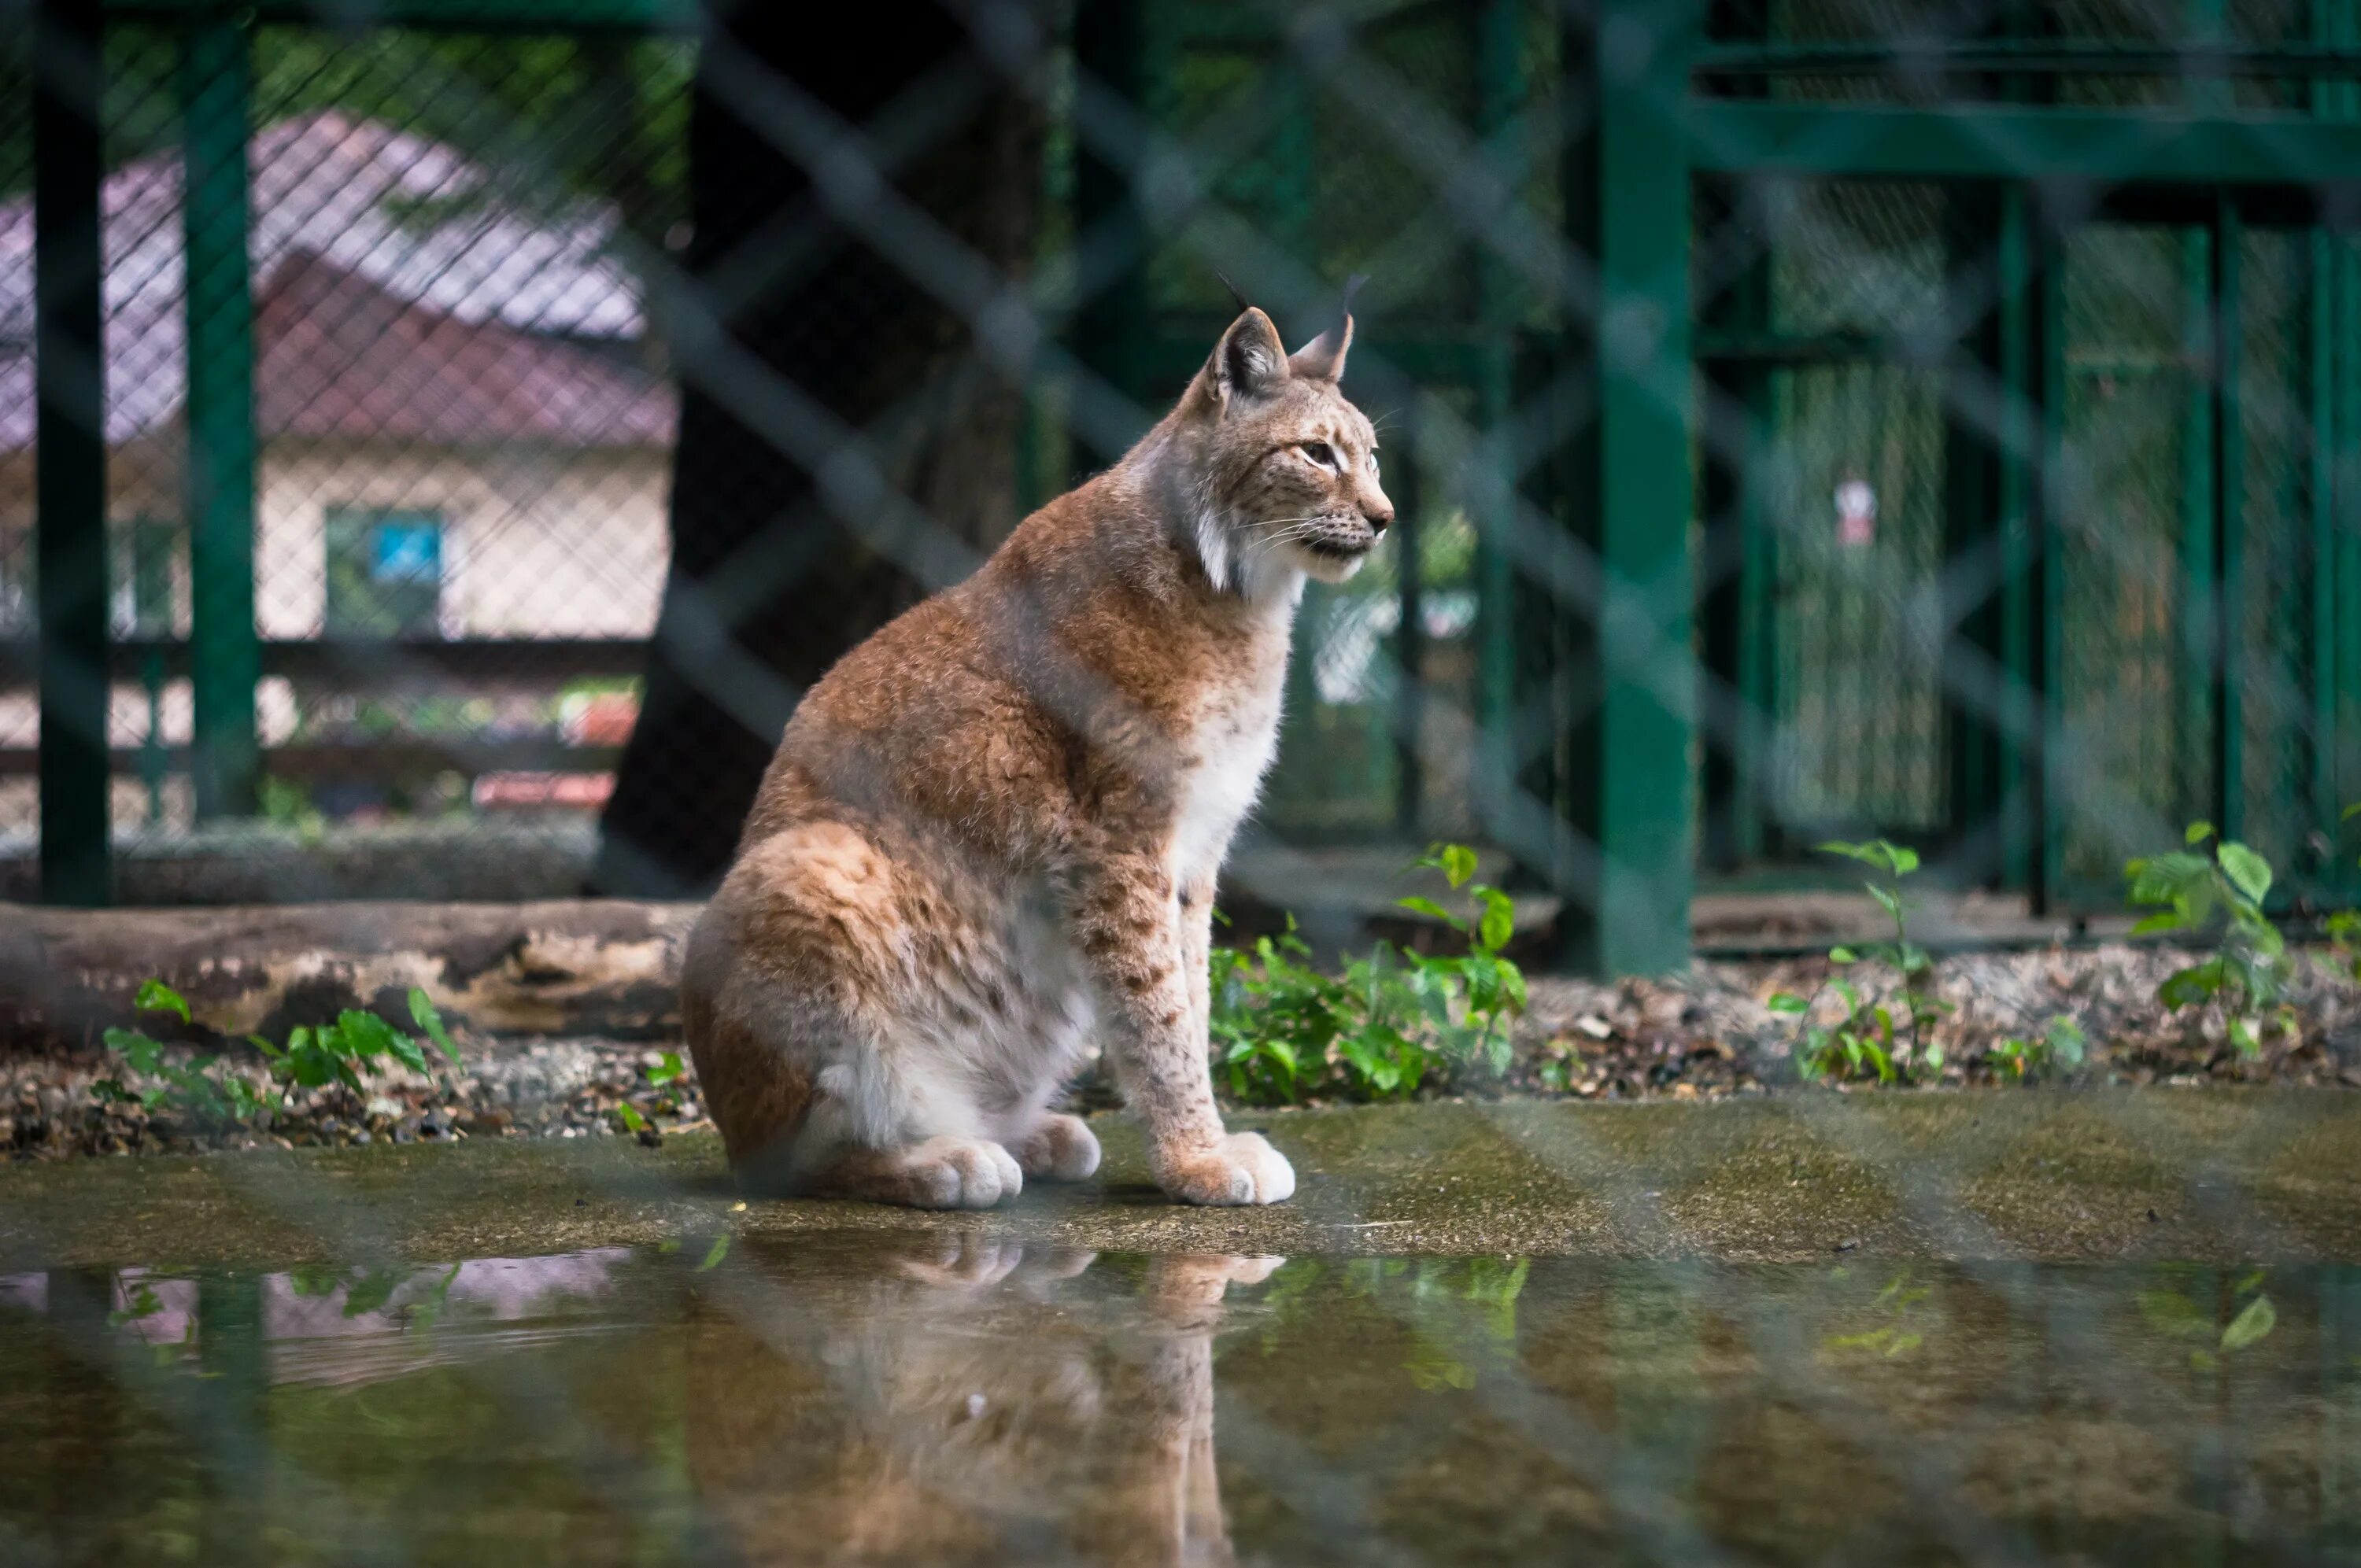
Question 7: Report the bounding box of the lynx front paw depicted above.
[1154,1131,1295,1206]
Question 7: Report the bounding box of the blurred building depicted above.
[0,112,674,831]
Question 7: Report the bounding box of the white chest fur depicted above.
[1171,665,1287,887]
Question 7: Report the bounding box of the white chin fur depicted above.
[1298,548,1368,585]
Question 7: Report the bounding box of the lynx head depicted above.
[1166,287,1393,596]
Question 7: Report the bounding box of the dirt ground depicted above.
[5,939,2357,1163]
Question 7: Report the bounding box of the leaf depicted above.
[2129,911,2185,937]
[2217,841,2273,906]
[697,1234,731,1271]
[2138,1289,2213,1341]
[2227,1015,2261,1057]
[615,1102,648,1133]
[1417,843,1478,889]
[2185,821,2217,845]
[2127,851,2212,906]
[2158,961,2224,1012]
[1828,946,1859,965]
[1395,895,1465,932]
[1819,839,1916,877]
[135,980,191,1024]
[103,1028,165,1075]
[1476,888,1515,952]
[335,1009,402,1061]
[647,1051,684,1087]
[2046,1017,2087,1067]
[1865,883,1901,920]
[408,989,460,1061]
[1767,992,1809,1015]
[341,1269,401,1319]
[2221,1293,2277,1351]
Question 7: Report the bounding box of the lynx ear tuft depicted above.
[1288,274,1364,382]
[1214,307,1288,402]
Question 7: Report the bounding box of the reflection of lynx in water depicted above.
[686,1239,1276,1566]
[682,296,1391,1208]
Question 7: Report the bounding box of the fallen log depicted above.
[0,899,699,1050]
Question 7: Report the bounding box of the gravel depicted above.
[6,940,2357,1161]
[1,1038,708,1161]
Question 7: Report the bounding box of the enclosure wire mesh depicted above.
[5,1,2361,1560]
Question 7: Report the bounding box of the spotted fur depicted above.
[683,303,1392,1208]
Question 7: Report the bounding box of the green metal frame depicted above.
[33,0,110,905]
[181,14,259,821]
[1690,102,2361,187]
[1551,0,1699,974]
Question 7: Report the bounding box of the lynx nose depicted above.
[1364,499,1394,536]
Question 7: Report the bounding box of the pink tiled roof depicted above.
[0,111,669,452]
[257,252,673,447]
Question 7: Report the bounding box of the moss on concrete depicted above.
[2,1090,2356,1268]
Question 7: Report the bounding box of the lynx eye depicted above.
[1299,441,1339,471]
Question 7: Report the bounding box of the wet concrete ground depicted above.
[6,1092,2361,1563]
[4,1090,2359,1269]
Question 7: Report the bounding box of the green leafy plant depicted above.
[1986,1015,2087,1082]
[1823,1269,1931,1359]
[99,981,460,1128]
[2126,822,2291,1057]
[1208,843,1528,1105]
[2138,1268,2277,1371]
[1768,839,1950,1085]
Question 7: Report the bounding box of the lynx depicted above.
[682,293,1391,1208]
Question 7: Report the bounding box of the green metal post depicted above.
[1392,428,1424,838]
[2322,3,2361,885]
[1996,187,2038,895]
[1472,0,1520,839]
[2181,225,2221,838]
[182,16,260,821]
[1070,0,1149,470]
[2215,196,2244,844]
[2038,212,2067,906]
[1558,0,1699,974]
[1944,183,2001,875]
[34,0,112,906]
[2311,226,2340,873]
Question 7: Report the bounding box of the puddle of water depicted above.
[2,1237,2358,1565]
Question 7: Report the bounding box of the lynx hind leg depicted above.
[1008,1112,1102,1182]
[805,1134,1025,1211]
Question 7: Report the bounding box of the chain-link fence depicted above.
[9,7,2361,1562]
[9,0,2361,960]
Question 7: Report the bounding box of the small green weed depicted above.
[1987,1015,2087,1082]
[1823,1268,1931,1359]
[99,981,460,1127]
[1769,839,1950,1084]
[2138,1268,2277,1371]
[2126,822,2292,1057]
[1208,843,1528,1105]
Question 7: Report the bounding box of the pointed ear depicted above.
[1212,308,1288,403]
[1288,275,1364,382]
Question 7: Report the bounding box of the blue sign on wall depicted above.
[372,517,443,585]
